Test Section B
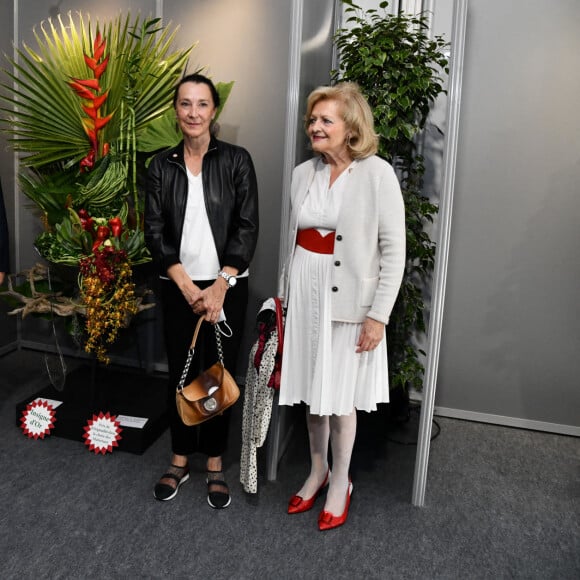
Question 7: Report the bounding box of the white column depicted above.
[412,0,468,507]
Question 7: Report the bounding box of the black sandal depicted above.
[206,470,231,509]
[153,464,190,501]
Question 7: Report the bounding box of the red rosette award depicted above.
[20,399,57,439]
[82,411,123,454]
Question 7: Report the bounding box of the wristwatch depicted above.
[218,270,237,289]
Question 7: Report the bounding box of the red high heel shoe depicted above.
[287,470,330,514]
[318,480,353,531]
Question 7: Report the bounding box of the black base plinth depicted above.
[16,363,169,454]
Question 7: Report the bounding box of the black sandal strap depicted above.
[158,464,189,486]
[160,472,182,483]
[170,463,189,470]
[208,479,228,487]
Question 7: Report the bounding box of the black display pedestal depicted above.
[15,363,169,454]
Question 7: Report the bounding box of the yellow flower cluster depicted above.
[80,257,138,364]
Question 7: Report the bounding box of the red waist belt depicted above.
[296,228,335,254]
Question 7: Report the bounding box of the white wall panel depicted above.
[434,0,580,432]
[341,0,580,434]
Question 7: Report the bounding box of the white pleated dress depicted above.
[279,161,390,416]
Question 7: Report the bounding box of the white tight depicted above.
[297,408,357,515]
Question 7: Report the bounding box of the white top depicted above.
[180,169,220,280]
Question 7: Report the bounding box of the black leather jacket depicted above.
[144,137,259,276]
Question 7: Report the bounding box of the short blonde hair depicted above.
[304,82,378,159]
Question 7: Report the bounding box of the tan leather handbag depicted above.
[176,317,240,426]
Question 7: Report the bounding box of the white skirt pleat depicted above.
[279,245,390,416]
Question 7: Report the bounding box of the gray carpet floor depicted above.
[0,348,579,579]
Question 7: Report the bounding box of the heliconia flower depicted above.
[82,104,99,120]
[93,114,113,131]
[83,54,98,71]
[71,78,101,91]
[93,56,109,79]
[93,32,106,61]
[83,55,110,79]
[92,92,109,109]
[68,81,97,100]
[81,106,113,129]
[80,93,110,117]
[69,31,112,168]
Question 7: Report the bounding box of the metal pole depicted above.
[411,0,468,507]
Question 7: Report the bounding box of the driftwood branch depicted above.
[0,263,155,319]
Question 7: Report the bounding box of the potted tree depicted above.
[333,1,449,412]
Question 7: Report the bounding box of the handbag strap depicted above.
[274,297,284,357]
[177,317,226,393]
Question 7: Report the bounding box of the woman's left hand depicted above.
[194,281,227,324]
[356,317,385,353]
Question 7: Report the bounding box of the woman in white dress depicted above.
[279,83,406,530]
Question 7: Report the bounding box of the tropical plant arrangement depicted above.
[0,12,232,363]
[333,0,449,393]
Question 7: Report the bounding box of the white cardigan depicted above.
[279,155,406,325]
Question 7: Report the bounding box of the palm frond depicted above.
[0,12,192,170]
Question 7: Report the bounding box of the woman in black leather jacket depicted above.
[145,73,259,509]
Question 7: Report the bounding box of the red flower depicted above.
[68,31,112,168]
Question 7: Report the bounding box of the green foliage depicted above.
[333,1,449,391]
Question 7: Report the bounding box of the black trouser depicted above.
[161,277,248,457]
